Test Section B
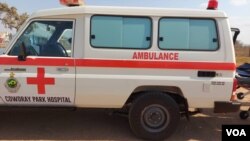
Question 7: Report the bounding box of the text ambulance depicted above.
[0,0,241,140]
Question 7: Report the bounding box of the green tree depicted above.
[0,2,29,31]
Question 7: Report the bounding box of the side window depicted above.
[58,29,73,56]
[9,20,74,57]
[159,18,218,51]
[90,16,152,49]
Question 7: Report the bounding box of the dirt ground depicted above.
[0,108,248,141]
[0,90,249,141]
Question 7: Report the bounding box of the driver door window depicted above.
[9,20,74,57]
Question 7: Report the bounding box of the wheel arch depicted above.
[124,86,188,113]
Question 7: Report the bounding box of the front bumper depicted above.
[214,101,241,113]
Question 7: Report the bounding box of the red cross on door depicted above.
[27,68,55,94]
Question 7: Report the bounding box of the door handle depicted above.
[198,71,216,77]
[57,67,69,72]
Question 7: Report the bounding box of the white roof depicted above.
[30,6,227,19]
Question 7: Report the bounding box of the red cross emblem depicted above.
[27,68,55,94]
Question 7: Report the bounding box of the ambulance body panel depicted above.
[30,6,227,19]
[1,6,235,108]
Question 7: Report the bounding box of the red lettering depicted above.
[137,52,144,59]
[154,52,159,60]
[149,52,154,60]
[168,53,173,60]
[132,52,180,61]
[159,53,163,60]
[144,52,148,59]
[163,53,168,60]
[174,53,179,60]
[133,52,144,60]
[132,52,137,59]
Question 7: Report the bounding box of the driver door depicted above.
[0,19,76,106]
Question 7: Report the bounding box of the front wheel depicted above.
[129,92,180,140]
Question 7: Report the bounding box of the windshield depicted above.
[8,20,73,57]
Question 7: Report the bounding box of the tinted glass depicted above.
[159,18,218,51]
[91,16,152,49]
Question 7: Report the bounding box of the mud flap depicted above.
[214,101,241,113]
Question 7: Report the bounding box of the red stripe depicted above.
[0,57,235,70]
[76,59,235,70]
[0,57,75,66]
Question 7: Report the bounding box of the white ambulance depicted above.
[0,0,241,140]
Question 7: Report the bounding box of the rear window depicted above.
[90,15,152,49]
[159,18,219,51]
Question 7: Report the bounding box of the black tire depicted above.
[239,111,249,120]
[129,92,180,140]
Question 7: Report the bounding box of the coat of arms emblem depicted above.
[5,72,21,93]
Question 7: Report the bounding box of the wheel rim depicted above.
[141,104,170,133]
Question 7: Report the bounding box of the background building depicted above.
[0,32,11,48]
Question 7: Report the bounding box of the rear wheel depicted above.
[129,92,180,140]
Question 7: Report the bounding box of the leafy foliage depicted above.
[0,2,29,31]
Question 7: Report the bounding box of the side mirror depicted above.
[18,42,27,61]
[231,28,240,45]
